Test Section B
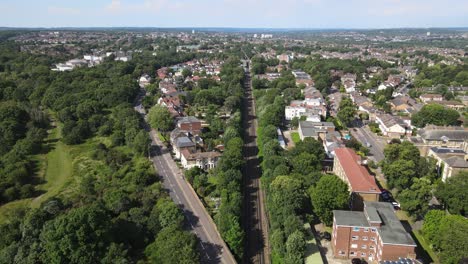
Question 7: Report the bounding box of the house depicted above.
[180,150,222,170]
[341,73,357,93]
[333,148,381,210]
[414,126,468,154]
[456,95,468,106]
[427,147,468,182]
[159,81,177,94]
[292,70,313,87]
[172,136,196,159]
[385,74,405,87]
[332,202,417,262]
[390,95,417,112]
[375,114,408,138]
[277,54,291,63]
[298,121,334,141]
[319,132,344,158]
[176,116,202,135]
[158,96,182,117]
[419,93,443,103]
[157,67,169,79]
[285,98,326,121]
[303,86,323,100]
[433,100,466,111]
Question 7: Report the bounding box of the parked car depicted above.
[323,231,331,241]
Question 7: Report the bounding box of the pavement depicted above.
[148,129,237,264]
[349,125,386,162]
[134,87,236,264]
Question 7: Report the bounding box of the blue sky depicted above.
[1,0,468,28]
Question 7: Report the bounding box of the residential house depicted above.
[375,114,408,138]
[176,116,202,135]
[433,100,466,111]
[341,73,357,93]
[413,126,468,155]
[180,150,222,170]
[319,131,344,158]
[427,147,468,182]
[285,98,327,121]
[292,70,314,87]
[298,121,335,141]
[385,74,405,87]
[157,67,169,79]
[158,96,182,117]
[420,94,443,103]
[390,95,417,112]
[303,86,323,100]
[172,136,196,159]
[333,148,381,210]
[332,202,417,262]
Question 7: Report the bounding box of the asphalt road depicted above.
[147,129,237,264]
[241,69,270,264]
[135,88,236,264]
[350,125,386,162]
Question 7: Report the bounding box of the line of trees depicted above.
[253,82,349,263]
[0,38,202,262]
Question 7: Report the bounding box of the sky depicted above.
[1,0,468,29]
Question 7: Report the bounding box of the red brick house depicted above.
[332,202,416,263]
[176,116,202,135]
[333,148,381,210]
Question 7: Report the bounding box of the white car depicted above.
[392,201,401,208]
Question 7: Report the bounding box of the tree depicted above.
[337,96,357,127]
[145,226,199,264]
[148,105,174,132]
[284,230,306,264]
[398,177,432,217]
[309,175,349,225]
[411,104,460,127]
[39,204,112,264]
[269,176,306,217]
[383,159,416,190]
[436,171,468,216]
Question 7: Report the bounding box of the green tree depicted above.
[145,226,199,264]
[309,175,349,225]
[398,177,432,217]
[40,204,112,264]
[436,171,468,216]
[284,230,306,264]
[148,105,174,132]
[411,104,460,127]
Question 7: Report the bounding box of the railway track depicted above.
[241,67,270,264]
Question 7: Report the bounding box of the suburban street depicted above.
[135,89,236,264]
[350,124,386,162]
[241,67,270,264]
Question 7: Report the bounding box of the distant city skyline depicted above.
[1,0,468,29]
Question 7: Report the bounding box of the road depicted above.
[135,88,236,264]
[241,68,270,264]
[350,124,386,162]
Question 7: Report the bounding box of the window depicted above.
[364,228,369,232]
[370,237,376,242]
[369,253,374,257]
[361,252,366,257]
[362,236,368,241]
[361,245,367,249]
[339,251,346,256]
[371,228,376,232]
[353,227,360,232]
[350,252,357,257]
[351,244,358,249]
[352,236,359,240]
[369,245,375,250]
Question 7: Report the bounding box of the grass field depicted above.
[0,121,74,222]
[291,132,301,144]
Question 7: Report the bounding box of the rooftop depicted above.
[334,148,381,194]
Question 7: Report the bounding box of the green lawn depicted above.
[0,199,32,224]
[291,132,301,144]
[0,122,74,219]
[414,230,440,264]
[304,223,323,264]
